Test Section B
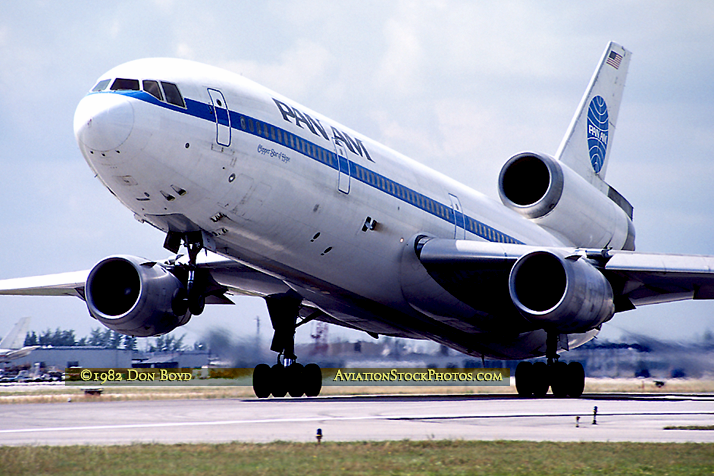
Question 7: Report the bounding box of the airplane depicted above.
[1,41,713,398]
[0,317,39,362]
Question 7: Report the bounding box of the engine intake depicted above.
[508,250,615,333]
[499,153,563,218]
[499,152,635,250]
[85,255,189,337]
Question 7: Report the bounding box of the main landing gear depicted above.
[252,358,323,398]
[252,292,323,398]
[515,333,585,398]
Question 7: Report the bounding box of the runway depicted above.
[1,394,713,446]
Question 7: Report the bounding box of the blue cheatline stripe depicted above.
[100,90,523,245]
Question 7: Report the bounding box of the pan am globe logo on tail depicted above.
[587,95,609,174]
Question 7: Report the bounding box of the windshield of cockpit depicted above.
[91,78,186,108]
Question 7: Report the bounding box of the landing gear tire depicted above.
[549,361,569,398]
[304,363,322,397]
[253,363,271,399]
[286,363,305,398]
[515,361,533,397]
[270,364,288,398]
[188,293,205,316]
[566,362,585,398]
[531,361,550,398]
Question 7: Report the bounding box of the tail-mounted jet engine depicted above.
[85,255,190,337]
[498,152,635,251]
[508,249,615,333]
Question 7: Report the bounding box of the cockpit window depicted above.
[161,81,186,108]
[142,80,163,101]
[91,79,111,92]
[103,77,186,108]
[111,78,140,91]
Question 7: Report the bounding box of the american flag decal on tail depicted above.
[606,50,622,69]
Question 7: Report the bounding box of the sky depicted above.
[1,1,713,350]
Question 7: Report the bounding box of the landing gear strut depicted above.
[252,292,322,398]
[515,333,585,398]
[185,240,205,316]
[165,231,207,317]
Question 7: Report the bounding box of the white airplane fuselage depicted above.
[73,58,602,359]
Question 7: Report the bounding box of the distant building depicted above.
[9,346,132,370]
[7,347,212,371]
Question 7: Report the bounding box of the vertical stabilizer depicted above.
[0,317,31,350]
[555,42,630,190]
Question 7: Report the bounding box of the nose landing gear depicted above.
[185,240,206,316]
[164,231,208,316]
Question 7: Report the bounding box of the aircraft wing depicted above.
[417,238,714,311]
[603,250,714,306]
[0,270,89,299]
[0,254,290,303]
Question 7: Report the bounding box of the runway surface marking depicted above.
[2,395,713,444]
[2,410,712,435]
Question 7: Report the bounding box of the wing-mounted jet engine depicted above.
[499,152,636,251]
[85,255,191,336]
[508,249,615,333]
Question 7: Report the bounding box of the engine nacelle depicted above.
[508,249,614,333]
[498,152,635,250]
[85,255,190,337]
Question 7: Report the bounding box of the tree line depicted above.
[23,327,197,352]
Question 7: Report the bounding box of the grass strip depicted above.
[1,440,712,476]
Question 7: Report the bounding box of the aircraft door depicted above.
[333,138,350,194]
[449,194,466,239]
[207,88,231,147]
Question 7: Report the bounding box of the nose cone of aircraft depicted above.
[74,93,134,152]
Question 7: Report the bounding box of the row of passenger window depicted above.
[238,111,476,237]
[352,160,517,243]
[351,164,452,222]
[465,217,519,244]
[238,113,338,168]
[235,110,518,244]
[91,78,186,108]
